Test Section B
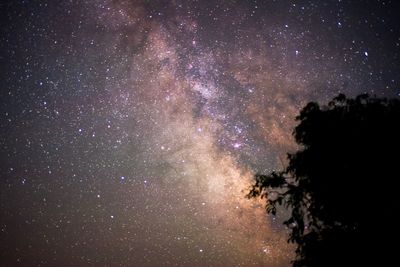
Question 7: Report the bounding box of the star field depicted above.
[1,1,400,266]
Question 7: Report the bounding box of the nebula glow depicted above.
[1,1,399,266]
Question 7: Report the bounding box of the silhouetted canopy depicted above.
[249,94,400,267]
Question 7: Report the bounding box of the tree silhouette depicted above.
[248,94,400,267]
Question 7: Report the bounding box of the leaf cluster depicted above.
[248,94,400,266]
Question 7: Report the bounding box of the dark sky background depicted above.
[1,0,399,266]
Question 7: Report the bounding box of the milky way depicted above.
[1,1,399,266]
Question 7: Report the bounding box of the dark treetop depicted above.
[249,94,400,267]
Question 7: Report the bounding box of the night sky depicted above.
[1,0,399,266]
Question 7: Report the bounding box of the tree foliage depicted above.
[249,94,400,266]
